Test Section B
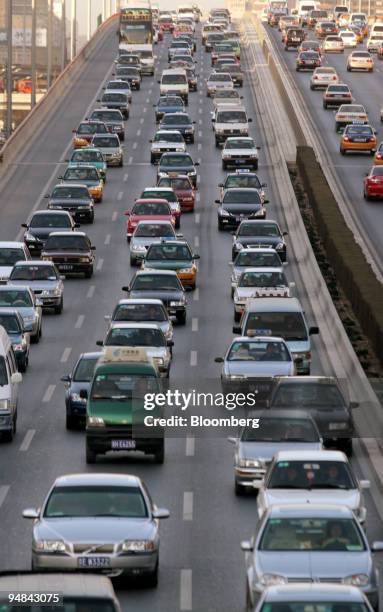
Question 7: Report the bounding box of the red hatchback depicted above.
[364,166,383,200]
[125,198,175,241]
[157,175,196,212]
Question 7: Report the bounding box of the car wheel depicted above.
[218,220,224,231]
[222,161,227,170]
[176,311,186,325]
[231,287,234,298]
[150,156,156,164]
[245,580,253,611]
[154,443,165,464]
[119,159,123,167]
[364,190,370,200]
[2,422,14,443]
[175,218,180,230]
[18,355,27,373]
[88,212,94,223]
[310,84,314,90]
[85,266,93,279]
[145,560,159,587]
[86,441,97,464]
[235,480,245,496]
[120,133,125,141]
[323,101,327,109]
[31,331,40,344]
[54,298,63,315]
[190,136,194,144]
[335,122,340,132]
[130,256,137,266]
[347,65,351,71]
[340,147,345,155]
[66,414,77,430]
[234,310,241,322]
[341,439,353,457]
[215,139,220,147]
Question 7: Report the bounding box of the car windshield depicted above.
[329,85,349,92]
[242,418,319,442]
[209,74,231,82]
[134,224,173,238]
[372,167,383,176]
[106,327,165,347]
[225,140,254,150]
[0,248,26,266]
[77,123,103,134]
[216,111,247,123]
[162,74,187,84]
[238,223,279,236]
[132,274,182,291]
[10,265,58,281]
[73,357,99,382]
[224,191,261,204]
[154,132,184,143]
[267,460,355,490]
[227,340,290,362]
[0,356,7,386]
[102,93,126,102]
[106,81,131,90]
[51,186,90,199]
[142,191,176,203]
[161,155,193,167]
[147,244,192,261]
[226,175,262,189]
[44,485,148,518]
[63,168,99,181]
[91,110,122,122]
[0,290,32,307]
[159,178,191,190]
[159,97,184,107]
[92,136,119,148]
[162,115,190,125]
[259,517,365,552]
[90,372,159,399]
[29,214,72,229]
[113,303,167,322]
[44,236,90,251]
[235,251,281,267]
[214,90,239,99]
[346,125,372,135]
[116,67,139,76]
[238,271,287,287]
[0,314,21,334]
[71,149,104,162]
[245,312,307,341]
[271,382,345,408]
[133,202,170,215]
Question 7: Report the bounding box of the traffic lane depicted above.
[267,26,383,267]
[0,31,118,243]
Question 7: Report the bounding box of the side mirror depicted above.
[60,275,65,281]
[193,254,200,259]
[211,118,216,122]
[44,194,50,198]
[360,479,370,489]
[248,118,253,122]
[261,182,267,187]
[227,436,237,444]
[241,540,254,552]
[157,80,161,84]
[152,508,170,519]
[122,285,130,291]
[21,223,28,228]
[215,357,224,363]
[96,340,103,346]
[232,325,241,334]
[176,233,183,238]
[218,183,224,187]
[36,299,43,307]
[372,541,383,552]
[264,199,270,204]
[79,389,88,400]
[11,372,22,384]
[282,231,288,236]
[57,175,63,180]
[91,246,96,251]
[124,211,130,216]
[350,400,359,409]
[214,199,220,204]
[289,281,296,289]
[149,139,153,143]
[167,340,174,347]
[309,326,319,335]
[22,508,39,519]
[74,223,81,228]
[60,374,71,383]
[104,314,111,321]
[194,161,200,166]
[193,121,196,124]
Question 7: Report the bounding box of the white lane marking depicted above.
[199,107,203,113]
[190,350,197,366]
[60,347,72,363]
[86,285,95,298]
[193,288,199,301]
[194,236,199,248]
[137,129,141,136]
[192,317,199,332]
[19,429,35,452]
[143,107,147,113]
[150,81,154,86]
[196,192,200,203]
[117,191,123,201]
[128,156,133,164]
[183,492,194,521]
[195,213,200,224]
[197,158,201,164]
[197,143,202,150]
[96,258,104,271]
[148,89,152,95]
[75,314,84,329]
[185,436,195,456]
[123,173,129,182]
[0,486,10,508]
[133,142,138,149]
[180,569,192,611]
[104,234,111,245]
[198,130,202,137]
[112,211,118,221]
[198,118,202,125]
[42,384,56,403]
[146,97,150,103]
[140,117,145,124]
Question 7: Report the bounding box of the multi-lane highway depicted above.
[0,19,383,612]
[267,22,383,275]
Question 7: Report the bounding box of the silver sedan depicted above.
[8,260,64,314]
[23,473,169,586]
[254,584,375,612]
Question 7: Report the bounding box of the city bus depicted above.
[119,1,154,53]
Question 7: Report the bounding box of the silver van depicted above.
[212,103,253,147]
[232,297,319,374]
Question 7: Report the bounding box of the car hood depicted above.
[49,198,91,207]
[224,203,263,214]
[35,517,156,543]
[263,489,360,510]
[27,228,61,240]
[159,165,194,174]
[224,148,257,156]
[129,289,184,301]
[256,550,371,579]
[145,260,191,271]
[69,380,92,395]
[10,280,59,291]
[0,266,13,279]
[132,237,174,248]
[8,307,37,321]
[226,361,293,377]
[239,441,322,461]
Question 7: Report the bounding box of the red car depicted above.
[157,174,195,212]
[72,121,109,148]
[363,166,383,200]
[125,198,175,241]
[159,19,174,32]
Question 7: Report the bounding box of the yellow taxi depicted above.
[374,141,383,164]
[72,121,109,149]
[142,241,200,290]
[340,123,377,155]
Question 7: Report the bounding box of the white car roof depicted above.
[273,449,347,462]
[264,584,366,603]
[267,504,354,518]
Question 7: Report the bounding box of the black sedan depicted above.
[114,66,141,90]
[157,152,200,187]
[231,219,288,260]
[21,210,78,256]
[61,352,102,429]
[45,184,94,224]
[159,112,196,143]
[216,188,266,231]
[296,51,321,71]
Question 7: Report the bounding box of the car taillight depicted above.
[358,115,365,119]
[313,75,318,79]
[316,60,320,65]
[298,59,303,64]
[376,153,382,159]
[332,75,337,80]
[343,136,349,141]
[370,137,376,142]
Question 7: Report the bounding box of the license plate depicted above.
[59,264,73,271]
[78,557,111,569]
[353,138,365,142]
[292,37,299,41]
[111,439,136,449]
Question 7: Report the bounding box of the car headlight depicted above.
[13,343,25,351]
[227,374,246,380]
[79,257,91,263]
[170,203,181,212]
[240,128,248,134]
[23,315,35,322]
[70,393,87,404]
[154,357,164,366]
[121,540,156,553]
[215,128,224,134]
[25,232,37,242]
[180,267,194,273]
[234,242,243,250]
[329,422,349,430]
[188,170,196,176]
[344,574,369,587]
[133,245,147,252]
[87,416,105,427]
[220,208,230,216]
[292,351,310,362]
[222,154,231,159]
[0,399,10,412]
[35,540,68,553]
[170,300,185,306]
[175,147,184,152]
[259,574,288,586]
[276,242,284,250]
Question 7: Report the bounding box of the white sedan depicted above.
[339,29,358,47]
[310,66,339,89]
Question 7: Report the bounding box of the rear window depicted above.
[216,111,247,123]
[162,74,187,85]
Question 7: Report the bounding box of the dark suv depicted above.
[41,232,95,278]
[284,28,305,50]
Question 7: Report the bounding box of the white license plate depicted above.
[353,138,365,142]
[78,557,111,569]
[59,265,73,270]
[292,37,299,41]
[111,439,136,449]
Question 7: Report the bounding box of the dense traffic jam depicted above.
[265,0,383,198]
[0,3,381,611]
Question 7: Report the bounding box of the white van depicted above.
[370,21,383,37]
[297,0,319,25]
[159,69,189,104]
[0,325,22,441]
